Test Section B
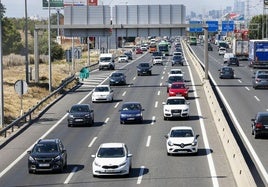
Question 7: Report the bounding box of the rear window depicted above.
[258,115,268,124]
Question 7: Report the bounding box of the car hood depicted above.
[69,112,89,117]
[30,152,60,158]
[110,77,123,81]
[94,157,127,165]
[93,91,110,96]
[164,104,189,110]
[121,110,141,115]
[168,137,195,144]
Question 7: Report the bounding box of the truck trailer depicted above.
[249,40,268,68]
[232,39,249,60]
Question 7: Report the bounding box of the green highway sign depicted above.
[42,0,64,8]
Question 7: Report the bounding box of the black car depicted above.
[251,112,268,139]
[109,72,126,85]
[28,139,67,173]
[218,66,234,79]
[124,51,133,60]
[227,57,239,66]
[171,55,183,66]
[67,104,94,127]
[137,62,152,76]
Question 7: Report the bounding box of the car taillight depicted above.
[255,122,264,128]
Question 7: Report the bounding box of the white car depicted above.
[162,96,189,120]
[118,55,128,63]
[91,143,132,177]
[153,56,164,65]
[218,47,226,55]
[92,85,114,103]
[223,53,234,63]
[168,68,184,77]
[165,126,199,155]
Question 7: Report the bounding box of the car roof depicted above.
[170,126,193,131]
[96,85,110,88]
[100,143,125,148]
[38,139,59,144]
[123,101,141,105]
[257,112,268,116]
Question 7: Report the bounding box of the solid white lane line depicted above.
[114,102,120,108]
[155,101,158,108]
[146,136,151,147]
[163,71,165,74]
[254,96,260,101]
[238,79,242,83]
[88,137,98,147]
[133,77,136,81]
[122,91,126,96]
[151,116,155,125]
[137,166,145,184]
[157,91,161,96]
[64,166,78,184]
[245,87,250,91]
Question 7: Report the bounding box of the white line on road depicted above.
[157,91,161,96]
[122,91,126,96]
[64,166,78,184]
[160,83,163,86]
[161,76,164,80]
[114,102,120,108]
[133,77,136,81]
[155,101,158,108]
[245,87,250,91]
[151,116,155,125]
[254,96,260,101]
[163,71,165,74]
[238,79,242,83]
[146,136,151,147]
[88,137,98,147]
[104,117,110,124]
[137,166,145,184]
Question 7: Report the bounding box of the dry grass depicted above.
[2,51,99,125]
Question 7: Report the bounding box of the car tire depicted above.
[163,116,167,120]
[28,169,33,174]
[167,152,171,156]
[254,132,260,139]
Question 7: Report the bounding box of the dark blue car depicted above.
[119,102,144,124]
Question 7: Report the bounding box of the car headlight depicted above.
[69,114,74,118]
[164,109,170,112]
[192,140,197,146]
[119,161,127,167]
[137,68,141,71]
[121,114,127,117]
[183,108,189,112]
[168,140,173,146]
[85,114,90,117]
[169,91,175,94]
[28,156,35,162]
[94,161,101,167]
[54,155,61,161]
[135,113,142,117]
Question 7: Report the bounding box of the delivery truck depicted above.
[232,39,249,60]
[249,40,268,68]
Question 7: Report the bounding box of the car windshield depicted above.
[166,99,185,105]
[139,63,149,67]
[257,74,268,79]
[33,142,59,153]
[168,76,183,82]
[222,68,232,72]
[171,84,185,89]
[100,57,111,62]
[170,129,193,137]
[70,105,89,113]
[173,56,181,60]
[111,73,123,78]
[122,103,141,111]
[95,87,109,92]
[97,147,125,158]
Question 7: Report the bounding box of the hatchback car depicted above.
[162,96,190,120]
[137,62,152,76]
[109,72,126,86]
[218,47,226,55]
[252,70,268,89]
[135,48,143,54]
[165,126,199,155]
[168,82,189,98]
[92,143,132,177]
[223,53,234,63]
[67,104,94,127]
[92,85,114,102]
[28,139,67,173]
[119,102,144,124]
[227,57,239,66]
[251,112,268,139]
[218,66,234,79]
[118,55,129,63]
[166,75,184,92]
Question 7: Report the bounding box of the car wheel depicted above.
[254,132,260,139]
[93,174,97,178]
[164,116,167,120]
[28,169,33,174]
[167,152,171,156]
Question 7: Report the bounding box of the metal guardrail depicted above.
[0,62,99,139]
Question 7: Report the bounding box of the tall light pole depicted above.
[48,0,52,92]
[0,0,4,127]
[25,0,29,83]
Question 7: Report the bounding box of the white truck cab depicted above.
[98,53,115,70]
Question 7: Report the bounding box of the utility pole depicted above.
[0,0,4,128]
[48,0,52,92]
[25,0,29,83]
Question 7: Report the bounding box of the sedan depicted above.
[251,112,268,139]
[226,57,239,66]
[109,72,126,86]
[67,104,94,127]
[92,85,114,103]
[119,102,144,124]
[137,62,152,76]
[168,82,189,98]
[135,48,143,54]
[218,66,234,79]
[165,126,199,155]
[171,55,183,66]
[92,143,132,177]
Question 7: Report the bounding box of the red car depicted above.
[135,48,143,54]
[168,82,189,99]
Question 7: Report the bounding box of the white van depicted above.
[98,53,115,70]
[223,53,234,63]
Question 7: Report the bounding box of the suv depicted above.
[27,139,67,173]
[227,57,239,66]
[251,112,268,139]
[67,104,94,127]
[118,55,129,63]
[137,62,152,76]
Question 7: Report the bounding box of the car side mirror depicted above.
[186,102,190,105]
[111,90,114,93]
[164,134,169,139]
[162,102,166,105]
[196,134,199,139]
[27,150,31,154]
[127,154,133,157]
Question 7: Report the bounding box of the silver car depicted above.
[252,70,268,89]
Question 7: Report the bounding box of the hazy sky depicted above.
[1,0,262,18]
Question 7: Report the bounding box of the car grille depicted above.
[173,143,192,148]
[171,109,182,113]
[35,157,53,163]
[102,165,119,169]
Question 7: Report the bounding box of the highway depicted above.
[191,43,268,187]
[0,45,237,187]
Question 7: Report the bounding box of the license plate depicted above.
[105,169,117,173]
[39,163,49,167]
[127,118,135,120]
[173,113,180,116]
[75,119,83,122]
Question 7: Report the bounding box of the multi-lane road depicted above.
[191,44,268,187]
[0,44,246,187]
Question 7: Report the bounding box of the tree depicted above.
[248,15,265,39]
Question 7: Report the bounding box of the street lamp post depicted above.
[203,26,209,80]
[25,0,29,83]
[0,0,4,127]
[48,0,52,92]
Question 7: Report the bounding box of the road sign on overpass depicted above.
[222,20,235,32]
[206,21,218,32]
